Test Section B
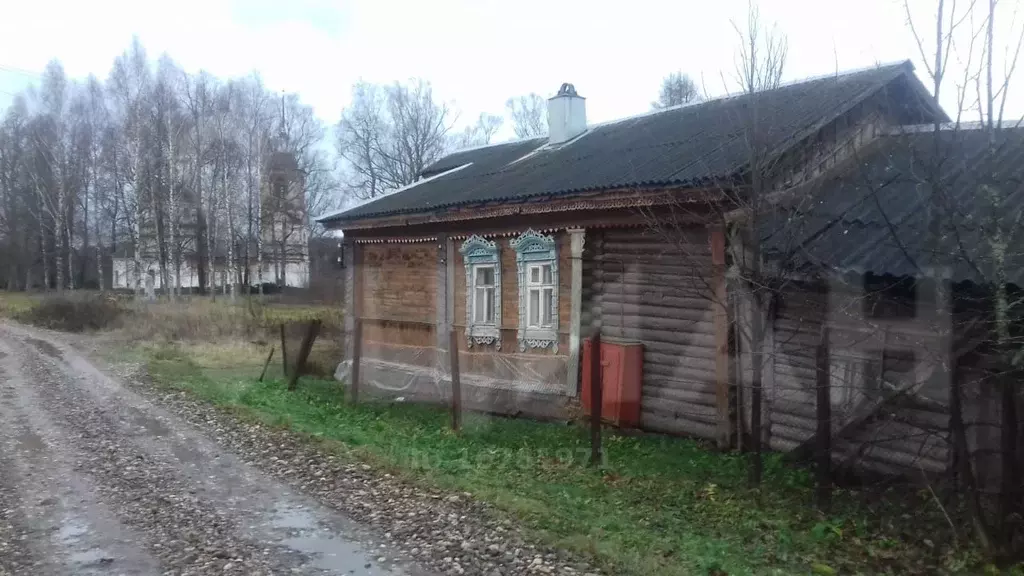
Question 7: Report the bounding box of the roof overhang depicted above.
[324,186,730,233]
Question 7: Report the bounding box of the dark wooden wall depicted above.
[587,226,720,439]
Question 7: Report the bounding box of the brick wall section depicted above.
[361,243,437,347]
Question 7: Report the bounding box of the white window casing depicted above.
[511,229,558,352]
[460,235,502,349]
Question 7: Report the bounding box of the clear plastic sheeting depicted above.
[334,327,572,420]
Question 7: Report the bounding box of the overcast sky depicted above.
[1,0,1022,135]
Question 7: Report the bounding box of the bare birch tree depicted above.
[108,38,152,296]
[451,112,504,149]
[505,93,547,138]
[336,79,453,201]
[652,71,702,109]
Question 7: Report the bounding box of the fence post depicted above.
[590,328,603,467]
[280,323,289,379]
[258,346,275,382]
[815,324,832,510]
[287,319,322,391]
[449,329,462,432]
[350,319,362,404]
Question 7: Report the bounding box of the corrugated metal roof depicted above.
[321,61,937,224]
[763,126,1024,285]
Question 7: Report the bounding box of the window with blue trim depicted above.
[460,235,502,349]
[511,229,558,352]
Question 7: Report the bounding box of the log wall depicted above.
[588,227,719,439]
[768,283,951,475]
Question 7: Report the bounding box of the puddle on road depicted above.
[128,408,171,437]
[26,337,62,359]
[16,430,46,452]
[59,517,116,573]
[270,505,395,574]
[70,548,114,567]
[58,517,89,542]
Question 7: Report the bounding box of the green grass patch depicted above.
[140,343,990,576]
[0,292,40,319]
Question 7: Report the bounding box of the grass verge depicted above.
[135,342,995,576]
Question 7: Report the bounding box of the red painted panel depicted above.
[582,338,643,428]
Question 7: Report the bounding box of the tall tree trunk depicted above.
[82,166,90,289]
[92,155,105,292]
[154,180,169,298]
[55,188,65,292]
[224,159,236,301]
[255,146,264,296]
[131,137,144,297]
[40,224,50,291]
[207,166,217,301]
[168,130,179,299]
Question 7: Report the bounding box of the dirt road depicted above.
[0,321,429,576]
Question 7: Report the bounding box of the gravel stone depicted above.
[1,321,603,576]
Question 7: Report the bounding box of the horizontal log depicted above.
[600,325,718,350]
[630,339,716,361]
[770,422,816,443]
[643,383,718,406]
[644,348,717,370]
[599,262,712,278]
[595,292,714,311]
[641,412,719,441]
[647,360,720,383]
[892,406,948,428]
[770,398,818,419]
[769,436,801,452]
[600,272,715,292]
[603,314,716,334]
[601,238,710,253]
[836,442,947,473]
[643,399,719,423]
[597,281,712,301]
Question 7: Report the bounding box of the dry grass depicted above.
[117,297,343,343]
[0,291,344,380]
[114,297,344,379]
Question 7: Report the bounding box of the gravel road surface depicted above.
[0,321,430,576]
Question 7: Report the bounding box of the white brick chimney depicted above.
[547,83,586,145]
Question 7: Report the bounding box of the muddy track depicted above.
[0,321,428,576]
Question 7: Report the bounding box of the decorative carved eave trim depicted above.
[333,187,725,232]
[353,237,439,244]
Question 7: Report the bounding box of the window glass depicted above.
[542,288,553,325]
[529,290,540,326]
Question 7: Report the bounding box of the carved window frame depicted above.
[511,229,558,352]
[460,235,502,349]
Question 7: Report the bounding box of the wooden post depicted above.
[567,228,586,396]
[589,328,603,467]
[709,224,732,450]
[280,323,289,379]
[350,319,362,404]
[449,329,462,432]
[815,324,832,510]
[287,319,321,391]
[258,346,275,382]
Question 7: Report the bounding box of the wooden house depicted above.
[317,63,1022,477]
